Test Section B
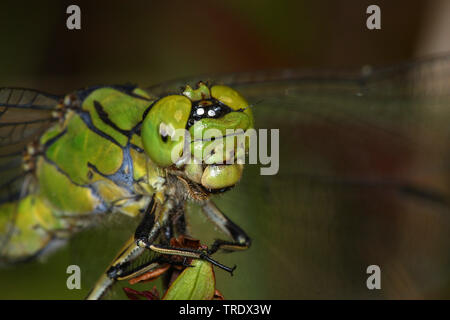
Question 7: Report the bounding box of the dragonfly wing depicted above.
[0,88,60,202]
[238,55,450,198]
[0,88,60,264]
[182,56,450,298]
[0,88,60,152]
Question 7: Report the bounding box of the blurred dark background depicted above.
[0,0,449,93]
[1,0,450,299]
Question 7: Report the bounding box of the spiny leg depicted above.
[201,199,251,255]
[135,199,235,274]
[87,197,242,299]
[85,235,145,300]
[85,197,159,300]
[147,243,236,274]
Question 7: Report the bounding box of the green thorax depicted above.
[37,85,158,217]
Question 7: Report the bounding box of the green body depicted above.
[0,83,253,264]
[0,86,156,261]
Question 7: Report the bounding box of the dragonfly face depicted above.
[0,56,450,299]
[141,82,253,191]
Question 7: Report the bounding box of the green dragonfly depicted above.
[0,55,450,299]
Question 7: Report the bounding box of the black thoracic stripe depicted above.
[42,156,108,213]
[78,111,123,147]
[93,100,132,136]
[43,128,67,148]
[93,100,146,153]
[42,156,88,188]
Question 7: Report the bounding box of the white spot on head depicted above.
[197,108,205,116]
[208,109,216,117]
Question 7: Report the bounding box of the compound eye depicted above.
[211,85,248,111]
[196,108,205,116]
[207,109,216,117]
[141,95,191,167]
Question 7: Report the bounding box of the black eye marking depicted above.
[186,99,233,129]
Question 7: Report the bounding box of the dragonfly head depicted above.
[141,82,254,191]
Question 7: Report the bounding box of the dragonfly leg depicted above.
[134,202,236,274]
[85,236,145,300]
[144,242,236,274]
[201,199,251,255]
[85,198,160,300]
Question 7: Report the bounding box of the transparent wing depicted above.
[173,55,450,299]
[238,55,450,197]
[0,88,60,203]
[0,88,60,270]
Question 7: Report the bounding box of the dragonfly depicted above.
[0,55,449,299]
[0,81,253,299]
